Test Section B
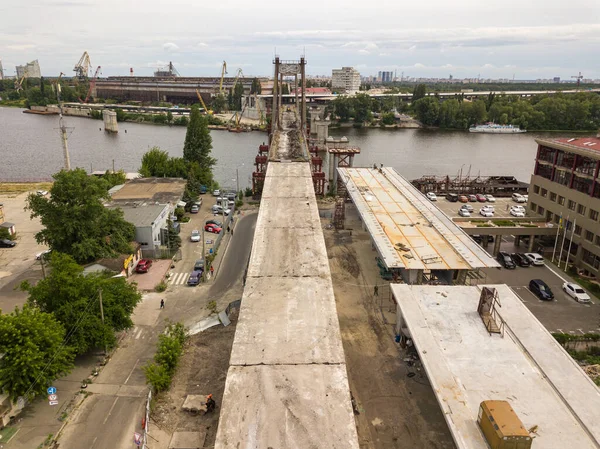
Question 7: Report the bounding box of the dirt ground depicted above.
[151,309,238,448]
[321,204,456,449]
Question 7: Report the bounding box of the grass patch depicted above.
[476,224,493,227]
[0,182,53,194]
[470,219,485,223]
[492,220,516,227]
[0,426,18,443]
[521,223,538,227]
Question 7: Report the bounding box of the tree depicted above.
[166,111,173,124]
[413,97,440,126]
[438,99,460,128]
[22,253,141,355]
[183,106,216,186]
[333,96,352,122]
[26,169,135,264]
[139,147,187,178]
[0,305,74,401]
[412,84,427,102]
[353,93,373,125]
[381,112,396,126]
[211,93,226,113]
[232,81,244,110]
[102,170,127,189]
[166,219,181,250]
[251,78,262,94]
[281,83,290,95]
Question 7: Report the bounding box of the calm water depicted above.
[0,107,569,188]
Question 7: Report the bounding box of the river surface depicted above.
[0,107,573,188]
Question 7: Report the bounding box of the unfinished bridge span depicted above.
[214,58,359,448]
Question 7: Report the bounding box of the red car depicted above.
[135,259,153,273]
[205,224,222,234]
[476,194,487,202]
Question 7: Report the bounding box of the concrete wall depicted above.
[102,110,118,133]
[63,106,92,117]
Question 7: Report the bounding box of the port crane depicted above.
[195,89,213,115]
[218,61,228,94]
[79,66,101,103]
[571,72,583,87]
[14,69,27,92]
[74,51,91,80]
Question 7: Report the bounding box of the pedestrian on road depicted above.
[231,228,234,236]
[374,285,379,296]
[210,265,214,276]
[506,203,509,211]
[227,226,231,233]
[160,299,165,309]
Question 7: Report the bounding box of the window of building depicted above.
[596,235,600,246]
[533,185,540,194]
[565,220,573,231]
[550,192,557,202]
[535,164,553,180]
[545,211,553,222]
[594,184,600,200]
[552,169,571,187]
[590,209,599,221]
[575,225,582,236]
[568,200,576,211]
[585,230,594,242]
[538,206,545,216]
[530,203,537,213]
[572,175,593,195]
[541,188,548,197]
[574,155,597,176]
[582,249,600,270]
[554,214,560,224]
[556,150,575,169]
[558,195,565,205]
[577,204,587,215]
[538,146,556,163]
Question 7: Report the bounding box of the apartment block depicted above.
[529,136,600,278]
[16,60,41,79]
[332,67,361,94]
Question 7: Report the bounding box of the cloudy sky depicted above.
[1,0,599,79]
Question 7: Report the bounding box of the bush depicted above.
[492,220,516,227]
[154,281,167,293]
[143,322,187,393]
[142,362,172,392]
[174,207,185,221]
[245,187,253,197]
[235,199,243,208]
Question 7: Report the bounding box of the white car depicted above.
[190,230,200,242]
[524,252,544,266]
[485,194,496,203]
[563,282,591,303]
[460,204,474,212]
[512,205,525,213]
[36,190,48,196]
[479,208,494,218]
[212,189,221,196]
[458,208,471,217]
[512,193,526,203]
[510,207,525,217]
[36,249,51,260]
[481,205,495,212]
[426,192,437,201]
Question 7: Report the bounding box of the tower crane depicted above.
[74,51,91,80]
[571,72,583,87]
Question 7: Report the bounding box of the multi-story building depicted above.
[529,136,600,278]
[16,60,41,78]
[377,71,393,83]
[332,67,361,94]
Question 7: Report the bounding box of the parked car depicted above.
[225,192,237,201]
[460,204,474,212]
[446,193,459,202]
[479,207,494,217]
[206,219,223,227]
[199,185,208,194]
[36,249,52,260]
[529,279,554,300]
[36,190,48,196]
[481,205,495,212]
[476,194,487,202]
[212,189,221,196]
[510,206,525,217]
[524,252,544,266]
[458,208,471,217]
[511,253,531,267]
[523,195,529,202]
[0,239,16,248]
[496,252,516,269]
[468,194,478,202]
[459,195,469,203]
[485,194,496,202]
[426,192,437,201]
[194,259,205,271]
[187,271,202,286]
[135,259,153,273]
[512,205,526,213]
[205,224,222,234]
[190,205,199,214]
[512,193,527,203]
[190,230,200,242]
[562,282,591,303]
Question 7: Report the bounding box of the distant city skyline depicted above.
[2,0,599,79]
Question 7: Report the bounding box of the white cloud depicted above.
[163,42,179,52]
[197,42,209,48]
[482,63,495,69]
[414,63,426,68]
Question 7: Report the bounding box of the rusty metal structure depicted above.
[309,145,325,196]
[252,144,269,197]
[270,57,307,138]
[411,172,528,197]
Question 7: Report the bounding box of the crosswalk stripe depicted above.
[169,273,189,285]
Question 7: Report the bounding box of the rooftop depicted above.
[338,167,499,270]
[391,284,600,449]
[109,204,168,227]
[109,177,186,205]
[536,136,600,158]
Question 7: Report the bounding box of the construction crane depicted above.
[154,61,179,77]
[571,72,583,87]
[14,68,28,92]
[74,51,91,80]
[195,89,213,114]
[81,66,101,103]
[218,61,227,94]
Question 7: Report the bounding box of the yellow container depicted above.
[477,400,533,449]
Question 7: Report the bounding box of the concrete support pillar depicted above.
[482,237,490,248]
[271,57,279,133]
[332,155,339,188]
[493,236,502,256]
[294,73,299,107]
[328,152,335,187]
[301,57,307,132]
[278,73,283,126]
[102,110,118,133]
[528,235,535,252]
[514,235,521,247]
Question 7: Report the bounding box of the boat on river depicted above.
[469,124,526,134]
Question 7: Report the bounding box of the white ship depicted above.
[469,124,526,134]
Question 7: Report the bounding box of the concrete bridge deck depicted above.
[214,111,359,448]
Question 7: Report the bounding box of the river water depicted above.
[0,107,568,188]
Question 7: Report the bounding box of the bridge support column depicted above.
[301,57,306,132]
[514,235,521,247]
[528,235,536,252]
[271,57,280,135]
[493,236,502,256]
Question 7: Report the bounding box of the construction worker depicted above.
[210,265,214,276]
[206,394,216,412]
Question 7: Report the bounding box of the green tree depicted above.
[211,93,226,113]
[281,83,290,95]
[413,97,440,126]
[233,81,244,110]
[139,147,188,178]
[412,84,427,102]
[26,169,135,264]
[22,253,141,355]
[333,96,352,122]
[380,112,396,126]
[166,111,173,124]
[166,219,181,250]
[102,170,127,189]
[438,99,460,128]
[0,305,74,401]
[142,362,172,392]
[353,93,373,125]
[183,106,216,185]
[251,78,262,94]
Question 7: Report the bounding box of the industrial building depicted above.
[332,67,361,93]
[528,136,600,278]
[108,203,170,255]
[392,284,600,449]
[16,59,41,78]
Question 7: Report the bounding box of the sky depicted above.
[1,0,599,80]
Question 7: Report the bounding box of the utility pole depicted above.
[56,81,71,170]
[98,289,108,355]
[202,227,206,283]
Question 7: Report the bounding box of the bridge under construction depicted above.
[214,57,359,448]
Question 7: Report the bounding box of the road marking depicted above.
[578,329,585,335]
[556,328,564,333]
[135,328,143,339]
[90,436,98,449]
[124,358,140,385]
[543,263,569,284]
[169,273,189,285]
[103,397,119,425]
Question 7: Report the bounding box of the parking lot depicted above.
[434,195,530,220]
